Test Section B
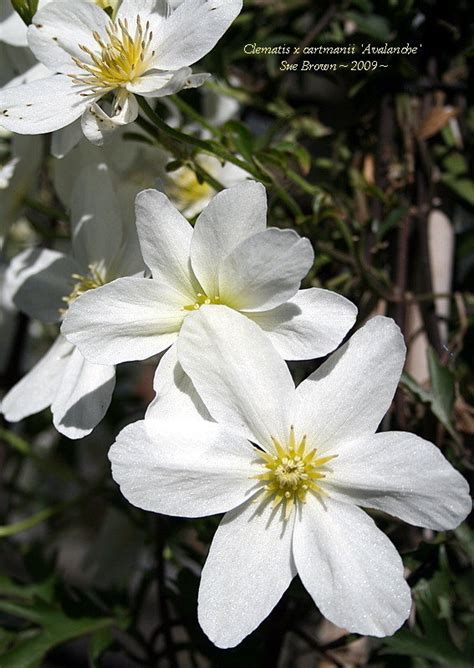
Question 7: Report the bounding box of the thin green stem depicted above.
[137,96,261,179]
[170,94,221,137]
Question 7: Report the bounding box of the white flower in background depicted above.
[110,308,471,648]
[167,155,247,217]
[0,163,144,439]
[52,126,169,219]
[0,3,29,47]
[0,0,242,145]
[61,182,357,394]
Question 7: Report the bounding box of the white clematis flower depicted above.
[166,154,248,217]
[110,308,471,648]
[61,182,357,390]
[0,163,144,438]
[0,0,242,145]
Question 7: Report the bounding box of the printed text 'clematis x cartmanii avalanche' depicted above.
[0,0,242,144]
[110,307,471,648]
[61,181,357,389]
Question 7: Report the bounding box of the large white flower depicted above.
[0,0,242,145]
[61,182,357,392]
[110,308,471,648]
[0,163,144,438]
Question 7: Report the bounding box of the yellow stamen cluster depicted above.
[182,293,220,312]
[60,263,107,315]
[168,167,214,213]
[70,16,155,95]
[253,426,337,520]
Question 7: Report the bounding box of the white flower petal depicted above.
[198,499,296,648]
[127,67,195,97]
[146,345,210,422]
[328,431,472,531]
[70,163,123,269]
[5,248,79,323]
[1,336,71,422]
[6,62,51,88]
[0,75,91,135]
[293,495,412,637]
[178,305,294,449]
[52,347,115,439]
[116,0,160,21]
[219,228,313,312]
[248,288,357,360]
[294,316,406,449]
[81,92,138,146]
[61,277,183,365]
[27,1,109,74]
[51,119,83,158]
[135,189,197,299]
[154,0,242,70]
[0,7,28,47]
[110,418,256,516]
[190,181,266,297]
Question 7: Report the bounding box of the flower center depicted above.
[60,263,107,315]
[70,16,155,94]
[167,166,214,214]
[253,426,337,520]
[182,292,220,312]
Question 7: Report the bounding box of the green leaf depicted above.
[0,599,114,668]
[0,429,31,456]
[10,0,38,25]
[88,626,113,668]
[442,175,474,206]
[165,159,184,172]
[427,347,457,438]
[0,503,66,538]
[401,357,458,441]
[223,120,254,162]
[0,576,55,604]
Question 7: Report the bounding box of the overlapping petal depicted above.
[248,288,357,360]
[81,92,138,146]
[293,496,412,637]
[190,181,266,297]
[0,336,72,422]
[327,431,472,530]
[178,305,294,448]
[146,345,210,422]
[5,248,79,323]
[62,277,184,364]
[109,419,256,517]
[51,347,116,439]
[218,228,313,311]
[294,316,406,449]
[135,189,198,300]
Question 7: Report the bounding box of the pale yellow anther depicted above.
[182,291,221,312]
[252,427,338,520]
[59,263,107,316]
[69,15,154,95]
